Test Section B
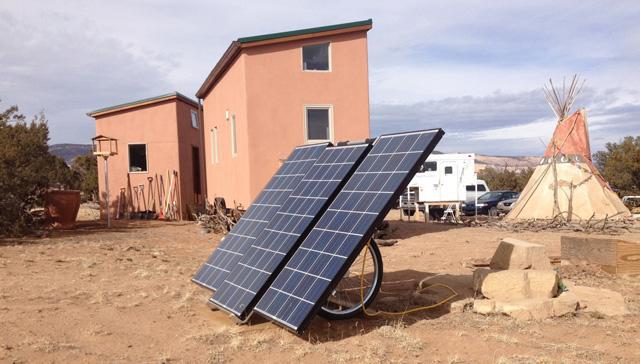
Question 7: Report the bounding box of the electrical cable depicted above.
[358,241,458,317]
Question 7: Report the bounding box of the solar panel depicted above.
[254,129,444,333]
[191,143,328,291]
[209,143,372,320]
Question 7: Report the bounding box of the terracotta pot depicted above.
[44,190,81,229]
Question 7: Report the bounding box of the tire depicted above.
[488,207,499,217]
[319,240,383,320]
[429,209,444,220]
[402,208,415,216]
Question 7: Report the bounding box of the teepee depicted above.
[506,76,630,221]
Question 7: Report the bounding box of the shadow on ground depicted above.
[0,220,191,246]
[246,269,474,342]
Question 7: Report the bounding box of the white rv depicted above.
[399,153,489,219]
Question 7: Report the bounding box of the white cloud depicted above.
[0,0,638,154]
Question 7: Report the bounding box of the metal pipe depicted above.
[104,156,111,228]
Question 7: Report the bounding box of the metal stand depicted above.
[103,156,111,228]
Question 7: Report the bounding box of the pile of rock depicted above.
[469,238,629,320]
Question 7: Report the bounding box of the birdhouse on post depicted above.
[92,135,118,157]
[92,135,118,228]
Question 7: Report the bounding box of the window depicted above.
[230,113,238,156]
[210,127,219,164]
[444,166,453,175]
[302,43,330,71]
[128,144,147,172]
[421,161,437,172]
[305,106,332,142]
[466,184,487,192]
[190,110,199,129]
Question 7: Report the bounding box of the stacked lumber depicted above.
[561,236,640,277]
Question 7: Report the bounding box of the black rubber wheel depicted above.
[319,239,383,320]
[489,207,499,217]
[429,209,444,220]
[402,208,416,216]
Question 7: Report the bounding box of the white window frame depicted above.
[127,143,149,174]
[190,109,199,129]
[303,105,334,143]
[301,42,331,72]
[230,113,238,157]
[210,127,219,164]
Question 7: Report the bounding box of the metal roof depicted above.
[195,19,373,99]
[87,92,198,117]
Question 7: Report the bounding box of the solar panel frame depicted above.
[191,142,329,291]
[254,129,444,333]
[208,142,372,320]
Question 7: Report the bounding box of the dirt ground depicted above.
[1,209,639,363]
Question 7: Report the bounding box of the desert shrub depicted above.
[0,103,78,236]
[478,166,534,192]
[594,136,640,197]
[72,154,98,201]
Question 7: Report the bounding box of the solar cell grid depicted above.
[254,129,444,332]
[191,143,328,291]
[210,143,371,319]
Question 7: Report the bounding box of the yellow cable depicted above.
[359,241,458,317]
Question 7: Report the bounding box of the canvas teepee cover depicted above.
[506,109,630,221]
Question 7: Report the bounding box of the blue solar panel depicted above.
[254,129,444,333]
[209,143,371,319]
[191,143,328,291]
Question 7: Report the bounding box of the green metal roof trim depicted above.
[87,92,198,117]
[237,19,372,44]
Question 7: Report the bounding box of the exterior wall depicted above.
[202,31,370,207]
[95,99,200,219]
[175,99,206,215]
[201,54,252,207]
[244,31,370,200]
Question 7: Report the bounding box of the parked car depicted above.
[497,193,520,214]
[462,191,519,216]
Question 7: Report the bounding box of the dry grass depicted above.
[376,321,423,353]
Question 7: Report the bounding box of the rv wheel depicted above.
[402,208,415,217]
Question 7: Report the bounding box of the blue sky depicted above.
[1,0,639,155]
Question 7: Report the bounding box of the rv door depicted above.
[440,162,457,201]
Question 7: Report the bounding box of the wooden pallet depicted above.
[561,236,640,277]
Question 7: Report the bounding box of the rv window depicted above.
[466,184,487,192]
[128,144,147,172]
[444,166,453,174]
[421,161,437,172]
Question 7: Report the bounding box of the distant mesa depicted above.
[47,143,538,170]
[49,143,92,164]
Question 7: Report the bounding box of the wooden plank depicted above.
[561,236,640,276]
[616,241,640,276]
[561,236,617,268]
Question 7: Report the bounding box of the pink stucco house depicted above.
[196,19,373,207]
[90,19,373,218]
[88,92,206,219]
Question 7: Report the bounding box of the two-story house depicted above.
[196,19,373,207]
